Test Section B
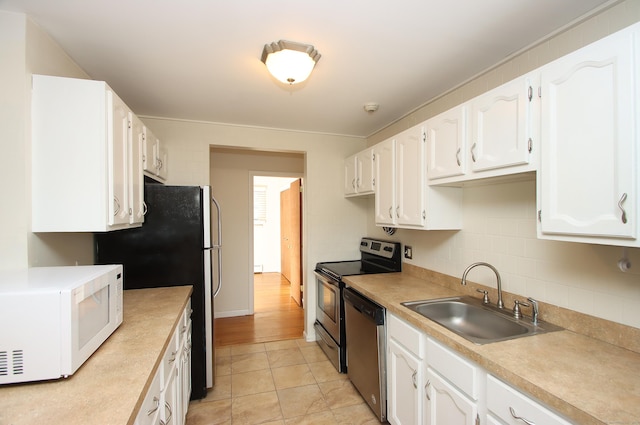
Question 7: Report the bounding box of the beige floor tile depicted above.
[295,338,317,348]
[231,352,270,374]
[231,342,266,356]
[265,339,300,351]
[307,360,347,383]
[215,355,232,377]
[300,345,328,363]
[267,347,306,368]
[231,369,275,397]
[331,403,380,424]
[284,410,338,424]
[318,379,364,410]
[271,364,316,389]
[232,391,283,425]
[206,374,231,401]
[277,384,329,419]
[185,398,231,425]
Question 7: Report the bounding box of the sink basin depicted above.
[401,296,561,345]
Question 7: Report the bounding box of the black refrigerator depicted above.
[94,184,221,400]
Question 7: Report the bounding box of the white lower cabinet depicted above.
[486,375,573,425]
[425,368,478,425]
[424,338,481,425]
[135,303,191,425]
[387,314,576,425]
[387,313,425,425]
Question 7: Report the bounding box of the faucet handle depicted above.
[513,299,530,319]
[476,289,490,305]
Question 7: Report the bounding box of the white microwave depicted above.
[0,264,123,384]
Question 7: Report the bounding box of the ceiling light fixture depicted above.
[260,40,321,85]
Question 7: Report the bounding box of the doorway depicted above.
[210,147,305,346]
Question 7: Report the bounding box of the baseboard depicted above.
[214,309,251,319]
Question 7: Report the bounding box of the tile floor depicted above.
[185,338,381,425]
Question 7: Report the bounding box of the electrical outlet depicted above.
[404,245,413,259]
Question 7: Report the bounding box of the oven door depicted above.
[314,271,341,344]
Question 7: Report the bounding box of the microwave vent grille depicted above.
[0,350,24,377]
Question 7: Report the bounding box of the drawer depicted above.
[135,368,161,425]
[426,337,480,400]
[487,375,573,425]
[387,313,425,358]
[161,327,180,390]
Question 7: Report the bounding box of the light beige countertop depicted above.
[0,285,192,425]
[344,271,640,425]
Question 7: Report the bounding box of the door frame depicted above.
[248,171,304,315]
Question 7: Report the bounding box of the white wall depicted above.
[140,118,368,336]
[253,176,299,273]
[365,0,640,329]
[0,12,93,271]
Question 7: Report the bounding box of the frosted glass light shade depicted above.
[261,40,320,85]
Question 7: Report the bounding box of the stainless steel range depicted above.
[313,237,402,373]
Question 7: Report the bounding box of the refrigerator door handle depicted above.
[211,194,222,298]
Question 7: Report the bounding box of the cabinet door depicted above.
[396,126,425,227]
[426,105,466,180]
[387,338,422,425]
[425,368,478,425]
[470,76,533,172]
[108,91,130,226]
[374,139,396,225]
[344,154,358,195]
[356,149,374,194]
[539,25,637,240]
[129,115,145,225]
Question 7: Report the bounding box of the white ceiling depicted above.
[1,0,615,137]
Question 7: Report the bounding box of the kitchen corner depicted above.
[0,286,192,425]
[343,266,640,425]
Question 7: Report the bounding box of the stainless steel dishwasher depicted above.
[343,287,386,422]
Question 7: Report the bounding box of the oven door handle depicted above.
[317,331,338,351]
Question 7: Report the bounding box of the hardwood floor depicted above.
[214,272,304,346]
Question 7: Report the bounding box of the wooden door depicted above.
[280,188,291,282]
[288,179,302,306]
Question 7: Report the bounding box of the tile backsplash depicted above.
[383,178,640,329]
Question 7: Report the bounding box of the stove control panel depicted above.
[360,238,400,259]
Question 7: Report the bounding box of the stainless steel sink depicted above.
[401,296,562,344]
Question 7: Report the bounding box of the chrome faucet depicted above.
[461,262,504,309]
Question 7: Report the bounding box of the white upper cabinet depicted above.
[31,75,143,232]
[374,137,397,226]
[537,22,639,246]
[143,126,168,182]
[344,148,374,196]
[425,104,467,180]
[469,74,537,173]
[373,126,463,230]
[130,115,145,225]
[374,125,425,228]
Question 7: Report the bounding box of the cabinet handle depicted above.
[509,407,535,425]
[396,206,400,218]
[528,85,533,101]
[425,380,431,400]
[471,142,477,162]
[411,369,417,389]
[147,396,160,416]
[169,350,177,364]
[356,178,361,188]
[113,196,121,216]
[352,178,356,189]
[618,193,628,224]
[142,202,148,216]
[456,148,461,166]
[163,401,173,425]
[389,206,393,219]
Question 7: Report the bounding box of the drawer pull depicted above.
[509,406,535,425]
[147,396,159,416]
